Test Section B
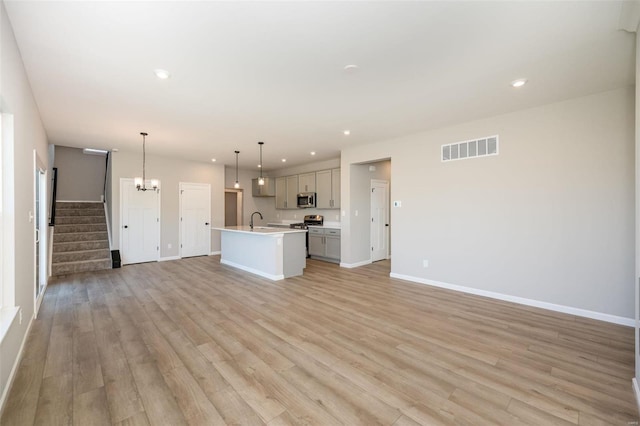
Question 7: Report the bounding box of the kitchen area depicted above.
[219,157,343,280]
[220,156,390,280]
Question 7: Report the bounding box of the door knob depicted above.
[124,225,128,229]
[205,222,210,226]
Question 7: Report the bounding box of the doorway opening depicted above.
[225,189,243,226]
[349,159,391,266]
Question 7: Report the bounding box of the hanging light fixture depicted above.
[234,150,240,189]
[258,141,265,186]
[134,132,158,192]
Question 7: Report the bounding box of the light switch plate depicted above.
[393,201,402,207]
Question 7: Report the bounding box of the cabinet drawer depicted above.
[325,229,340,236]
[308,228,324,235]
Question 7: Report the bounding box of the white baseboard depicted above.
[209,251,221,256]
[220,259,284,281]
[158,256,180,262]
[389,273,634,327]
[633,378,640,416]
[0,313,34,416]
[340,259,372,269]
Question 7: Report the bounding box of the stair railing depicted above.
[49,167,58,226]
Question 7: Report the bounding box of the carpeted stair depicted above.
[52,201,111,276]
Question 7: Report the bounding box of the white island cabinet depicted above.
[214,226,307,280]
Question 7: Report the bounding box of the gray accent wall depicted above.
[341,87,634,319]
[110,151,225,258]
[54,145,106,201]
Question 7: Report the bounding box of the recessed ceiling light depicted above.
[211,158,216,162]
[511,78,527,88]
[258,164,262,168]
[343,130,351,136]
[310,151,316,156]
[281,158,287,162]
[154,69,171,79]
[344,64,359,73]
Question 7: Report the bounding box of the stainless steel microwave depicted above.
[297,192,316,208]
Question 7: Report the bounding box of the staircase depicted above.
[52,201,111,276]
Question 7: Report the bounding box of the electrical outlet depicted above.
[335,215,339,220]
[341,210,346,217]
[423,259,429,268]
[168,243,172,249]
[355,210,359,216]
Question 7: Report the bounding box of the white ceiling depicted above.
[4,1,635,172]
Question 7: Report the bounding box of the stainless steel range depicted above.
[290,215,323,257]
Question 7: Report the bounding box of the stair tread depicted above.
[54,230,107,234]
[54,240,108,245]
[52,258,111,266]
[56,215,106,218]
[53,248,109,254]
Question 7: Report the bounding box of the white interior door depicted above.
[180,182,211,258]
[121,178,160,265]
[34,151,47,314]
[371,179,389,262]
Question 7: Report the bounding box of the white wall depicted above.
[0,0,49,408]
[342,87,634,320]
[633,25,640,386]
[110,151,225,258]
[54,146,106,202]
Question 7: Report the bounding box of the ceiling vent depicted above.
[442,135,498,162]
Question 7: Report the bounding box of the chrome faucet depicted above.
[250,211,263,229]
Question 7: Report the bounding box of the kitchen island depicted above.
[214,226,307,280]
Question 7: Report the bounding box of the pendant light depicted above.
[234,150,240,189]
[134,132,158,192]
[258,141,265,186]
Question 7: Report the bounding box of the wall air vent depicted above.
[442,135,499,162]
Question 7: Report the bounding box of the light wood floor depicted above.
[1,256,637,425]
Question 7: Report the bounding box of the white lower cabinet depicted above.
[308,227,340,263]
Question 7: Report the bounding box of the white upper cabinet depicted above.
[298,172,316,193]
[275,175,299,209]
[316,168,340,209]
[275,168,339,210]
[286,175,298,208]
[275,177,287,209]
[331,168,340,208]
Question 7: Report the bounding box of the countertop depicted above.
[267,221,341,229]
[214,226,308,235]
